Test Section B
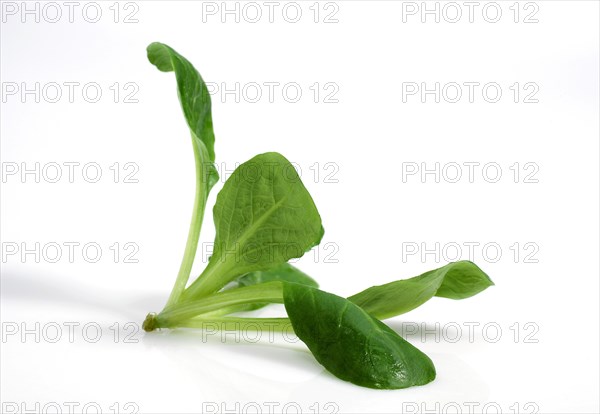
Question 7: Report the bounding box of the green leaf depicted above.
[169,265,316,317]
[216,263,319,313]
[150,282,285,330]
[284,283,436,389]
[147,42,216,164]
[349,261,494,320]
[183,152,324,299]
[147,42,219,306]
[237,263,318,288]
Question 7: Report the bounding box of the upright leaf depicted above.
[184,153,324,299]
[147,42,216,164]
[349,261,494,320]
[284,283,436,389]
[147,42,219,306]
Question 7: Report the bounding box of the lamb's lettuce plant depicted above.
[143,42,494,390]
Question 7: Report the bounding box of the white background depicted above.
[1,1,599,413]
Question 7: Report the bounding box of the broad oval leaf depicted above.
[284,283,436,389]
[211,152,323,279]
[349,261,494,320]
[185,153,324,298]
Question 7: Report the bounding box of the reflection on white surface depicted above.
[3,270,491,413]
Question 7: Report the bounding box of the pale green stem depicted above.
[165,136,207,307]
[176,316,293,332]
[145,282,284,331]
[180,257,231,302]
